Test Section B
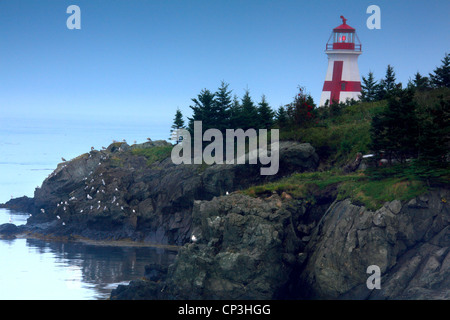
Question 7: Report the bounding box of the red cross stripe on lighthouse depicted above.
[322,61,361,103]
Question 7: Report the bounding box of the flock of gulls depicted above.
[42,142,140,227]
[37,139,230,233]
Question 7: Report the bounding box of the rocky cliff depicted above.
[111,188,449,300]
[2,140,319,246]
[1,139,448,300]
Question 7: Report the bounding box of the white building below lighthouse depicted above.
[320,16,362,106]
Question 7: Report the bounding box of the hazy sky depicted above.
[1,0,449,127]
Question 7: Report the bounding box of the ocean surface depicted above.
[0,116,169,204]
[0,208,177,300]
[0,117,175,300]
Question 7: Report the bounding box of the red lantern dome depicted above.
[326,16,361,51]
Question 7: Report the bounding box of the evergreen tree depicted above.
[170,108,185,143]
[417,97,450,165]
[360,71,379,102]
[257,95,275,129]
[275,106,288,128]
[370,89,419,164]
[214,81,232,132]
[239,89,259,130]
[429,53,450,88]
[187,89,216,134]
[413,72,430,90]
[229,94,243,129]
[376,65,397,99]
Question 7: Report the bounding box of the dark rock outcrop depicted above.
[0,196,35,213]
[4,140,319,246]
[0,223,20,239]
[296,189,450,299]
[111,188,449,300]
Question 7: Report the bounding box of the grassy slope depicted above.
[245,89,450,210]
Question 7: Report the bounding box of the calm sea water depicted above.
[0,208,177,300]
[0,116,169,204]
[0,117,176,299]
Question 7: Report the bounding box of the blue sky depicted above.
[1,0,449,126]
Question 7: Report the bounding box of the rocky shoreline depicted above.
[1,140,448,300]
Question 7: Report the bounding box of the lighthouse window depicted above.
[341,82,346,90]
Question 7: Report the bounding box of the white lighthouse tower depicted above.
[319,16,362,106]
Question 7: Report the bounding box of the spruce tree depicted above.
[417,97,450,165]
[239,89,259,130]
[170,108,185,144]
[429,53,450,88]
[360,71,379,102]
[376,65,397,99]
[188,89,216,134]
[370,89,419,164]
[413,72,430,91]
[214,81,232,132]
[229,94,243,129]
[257,95,275,129]
[275,106,288,128]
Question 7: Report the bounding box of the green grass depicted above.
[241,167,442,211]
[337,177,428,210]
[131,145,173,165]
[280,100,387,168]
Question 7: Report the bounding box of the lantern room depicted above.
[326,16,361,51]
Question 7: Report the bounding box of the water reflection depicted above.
[0,209,177,300]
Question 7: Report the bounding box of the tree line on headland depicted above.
[170,53,449,170]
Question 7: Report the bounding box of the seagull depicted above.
[80,209,83,213]
[121,206,124,210]
[62,222,66,226]
[191,234,197,243]
[102,179,105,186]
[226,191,229,195]
[132,209,136,213]
[40,208,45,214]
[63,207,66,211]
[57,215,61,220]
[61,157,67,162]
[98,200,101,204]
[64,201,68,205]
[29,214,32,217]
[87,194,93,200]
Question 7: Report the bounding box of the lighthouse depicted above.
[319,16,362,106]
